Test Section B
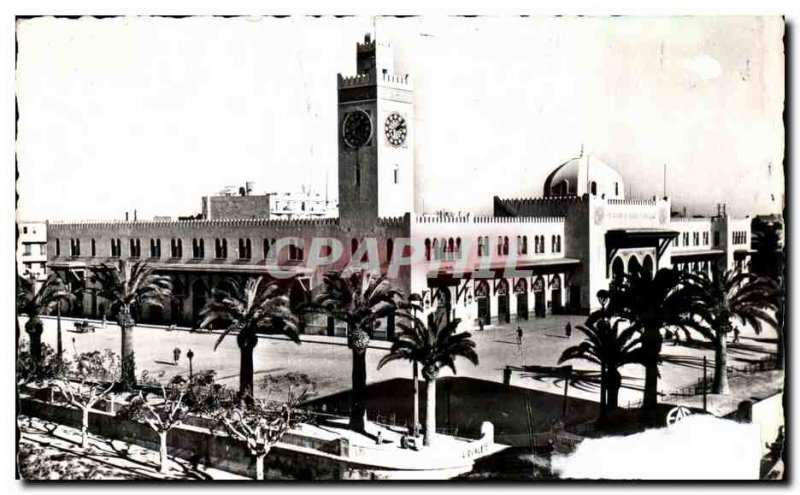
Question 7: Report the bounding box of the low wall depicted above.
[19,395,480,480]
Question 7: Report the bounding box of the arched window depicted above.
[614,182,619,196]
[440,238,447,260]
[497,236,503,256]
[503,236,509,256]
[456,238,462,257]
[393,165,399,184]
[387,238,394,263]
[522,236,528,255]
[448,238,455,260]
[425,238,432,261]
[590,181,598,195]
[540,235,546,253]
[432,239,439,260]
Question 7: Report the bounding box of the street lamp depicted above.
[186,349,194,381]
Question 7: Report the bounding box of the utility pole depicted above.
[702,356,708,412]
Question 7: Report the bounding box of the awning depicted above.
[426,258,581,286]
[671,249,725,262]
[48,258,312,276]
[605,228,678,276]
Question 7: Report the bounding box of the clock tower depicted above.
[337,34,415,225]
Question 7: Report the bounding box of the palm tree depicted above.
[92,260,173,386]
[16,273,74,367]
[606,266,709,413]
[197,277,300,398]
[378,313,478,447]
[558,310,641,416]
[750,221,785,369]
[689,269,779,394]
[311,270,402,432]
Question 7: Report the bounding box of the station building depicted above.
[46,34,755,338]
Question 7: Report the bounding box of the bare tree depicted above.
[212,375,311,480]
[50,350,120,449]
[119,383,188,474]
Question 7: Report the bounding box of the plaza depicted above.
[24,312,779,424]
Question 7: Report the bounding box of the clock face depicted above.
[384,112,407,147]
[342,110,373,149]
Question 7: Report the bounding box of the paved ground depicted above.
[22,313,778,410]
[17,415,247,480]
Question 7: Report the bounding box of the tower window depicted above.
[590,181,598,195]
[394,165,399,184]
[355,162,361,188]
[615,182,619,196]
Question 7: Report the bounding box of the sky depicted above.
[15,16,785,221]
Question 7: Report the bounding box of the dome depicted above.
[543,152,625,199]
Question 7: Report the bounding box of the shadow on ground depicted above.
[304,376,600,441]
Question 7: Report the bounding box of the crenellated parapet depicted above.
[376,215,411,228]
[337,73,371,88]
[494,195,587,218]
[48,217,341,231]
[607,198,658,206]
[413,214,565,225]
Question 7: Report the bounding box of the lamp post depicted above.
[187,349,194,381]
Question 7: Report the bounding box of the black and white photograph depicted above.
[12,11,788,482]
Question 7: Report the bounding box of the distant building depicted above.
[201,183,337,220]
[17,220,47,282]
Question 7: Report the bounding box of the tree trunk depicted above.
[424,378,437,447]
[81,408,90,449]
[159,431,168,473]
[56,304,63,366]
[239,343,255,400]
[607,369,621,410]
[27,322,43,367]
[712,331,730,394]
[350,348,367,432]
[255,452,267,481]
[412,360,420,438]
[599,362,607,417]
[776,303,785,370]
[120,324,136,386]
[641,327,662,411]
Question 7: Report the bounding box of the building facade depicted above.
[46,34,755,337]
[18,220,48,283]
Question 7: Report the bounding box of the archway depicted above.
[434,288,452,326]
[514,278,528,320]
[550,275,562,314]
[642,255,654,279]
[627,255,641,276]
[533,276,546,318]
[612,256,625,289]
[496,279,510,324]
[475,281,491,325]
[191,279,208,326]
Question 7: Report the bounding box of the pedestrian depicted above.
[733,327,741,344]
[516,326,523,345]
[376,429,383,445]
[400,433,409,449]
[673,331,679,346]
[173,347,181,365]
[478,319,484,332]
[565,322,572,338]
[101,314,106,328]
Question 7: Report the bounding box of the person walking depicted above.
[478,319,485,332]
[565,322,572,338]
[516,326,523,345]
[733,327,741,344]
[173,347,181,365]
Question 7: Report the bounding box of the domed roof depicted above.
[543,152,625,199]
